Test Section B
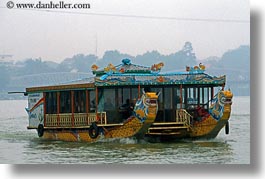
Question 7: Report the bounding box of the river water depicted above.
[0,96,250,164]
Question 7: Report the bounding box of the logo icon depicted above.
[6,1,15,9]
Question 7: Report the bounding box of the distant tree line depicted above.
[0,42,250,96]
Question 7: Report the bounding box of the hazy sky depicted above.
[0,0,249,62]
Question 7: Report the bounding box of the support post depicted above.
[71,91,74,127]
[95,87,98,121]
[57,92,60,126]
[138,84,140,99]
[180,84,183,109]
[211,87,214,104]
[43,92,46,127]
[86,90,89,125]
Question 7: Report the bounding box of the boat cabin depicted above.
[26,59,226,137]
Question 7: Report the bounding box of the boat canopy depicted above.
[93,59,225,87]
[26,59,225,93]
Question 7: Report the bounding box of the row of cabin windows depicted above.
[148,87,214,110]
[45,86,216,116]
[46,90,95,114]
[98,88,139,112]
[149,86,216,122]
[45,88,138,115]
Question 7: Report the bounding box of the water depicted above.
[0,97,250,164]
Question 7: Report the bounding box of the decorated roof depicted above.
[94,72,225,87]
[91,59,164,75]
[92,59,226,87]
[26,59,226,93]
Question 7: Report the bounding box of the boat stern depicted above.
[201,89,233,138]
[26,93,44,131]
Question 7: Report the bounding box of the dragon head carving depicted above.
[134,90,160,123]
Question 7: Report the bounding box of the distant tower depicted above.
[0,54,13,66]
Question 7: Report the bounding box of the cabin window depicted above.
[100,88,118,123]
[174,87,185,109]
[104,89,115,110]
[122,88,130,105]
[119,87,135,120]
[209,87,214,101]
[198,87,210,109]
[97,89,104,112]
[175,88,181,107]
[131,88,138,102]
[60,91,71,113]
[204,88,209,104]
[164,87,173,109]
[117,88,122,108]
[199,87,203,104]
[90,91,96,112]
[164,87,175,121]
[115,87,138,110]
[187,87,198,109]
[74,90,86,113]
[46,92,57,114]
[92,87,138,123]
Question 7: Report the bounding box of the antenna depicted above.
[95,33,98,58]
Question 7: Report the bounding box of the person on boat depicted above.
[119,99,134,119]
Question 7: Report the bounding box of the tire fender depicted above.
[88,122,99,139]
[37,124,44,137]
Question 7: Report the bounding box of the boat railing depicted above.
[175,109,192,127]
[45,112,107,127]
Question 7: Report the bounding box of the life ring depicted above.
[37,124,44,137]
[89,122,99,139]
[225,121,229,135]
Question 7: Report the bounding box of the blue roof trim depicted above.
[94,72,225,87]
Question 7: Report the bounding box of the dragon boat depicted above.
[25,59,233,142]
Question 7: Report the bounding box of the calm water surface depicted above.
[0,97,250,164]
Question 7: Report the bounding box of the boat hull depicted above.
[145,92,233,142]
[40,116,150,142]
[145,117,230,142]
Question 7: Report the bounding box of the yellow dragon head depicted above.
[134,90,160,123]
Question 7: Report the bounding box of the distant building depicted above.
[0,55,14,67]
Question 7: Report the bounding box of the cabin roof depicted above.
[26,77,95,93]
[26,59,226,93]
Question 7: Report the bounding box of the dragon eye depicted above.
[220,96,226,104]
